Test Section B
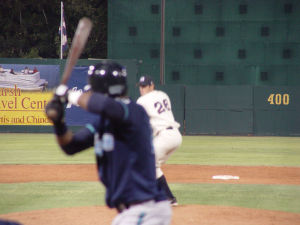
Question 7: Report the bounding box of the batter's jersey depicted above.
[137,90,180,136]
[61,95,166,208]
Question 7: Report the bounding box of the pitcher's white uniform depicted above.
[137,89,182,178]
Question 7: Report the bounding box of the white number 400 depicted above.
[267,93,289,105]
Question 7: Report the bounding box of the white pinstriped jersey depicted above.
[137,90,180,136]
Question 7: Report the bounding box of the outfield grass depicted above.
[0,134,300,215]
[0,134,300,166]
[0,134,94,164]
[173,183,300,213]
[169,136,300,166]
[1,182,299,214]
[0,182,105,214]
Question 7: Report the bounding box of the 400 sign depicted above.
[267,93,290,105]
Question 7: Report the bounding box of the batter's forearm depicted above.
[53,123,76,155]
[53,121,92,155]
[56,129,73,147]
[59,127,94,155]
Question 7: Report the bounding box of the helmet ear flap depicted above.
[88,61,127,97]
[108,84,127,96]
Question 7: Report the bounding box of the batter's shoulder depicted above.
[135,101,147,112]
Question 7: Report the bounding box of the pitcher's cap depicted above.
[138,75,154,87]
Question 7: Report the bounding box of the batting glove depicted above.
[55,84,69,104]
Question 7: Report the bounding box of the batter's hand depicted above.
[45,96,65,124]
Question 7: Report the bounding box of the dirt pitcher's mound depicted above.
[1,205,300,225]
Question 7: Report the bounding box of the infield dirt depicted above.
[1,164,300,225]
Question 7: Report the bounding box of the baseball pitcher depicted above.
[137,76,182,206]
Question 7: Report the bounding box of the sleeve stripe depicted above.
[119,101,129,120]
[85,124,96,134]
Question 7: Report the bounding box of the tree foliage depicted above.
[0,0,107,59]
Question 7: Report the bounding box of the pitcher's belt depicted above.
[155,126,174,136]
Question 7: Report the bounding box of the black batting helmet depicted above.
[87,61,127,97]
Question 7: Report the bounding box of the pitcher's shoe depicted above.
[170,197,178,206]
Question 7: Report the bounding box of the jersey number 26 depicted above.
[154,99,170,114]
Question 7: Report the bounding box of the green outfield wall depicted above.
[184,85,300,136]
[185,86,253,135]
[253,86,300,136]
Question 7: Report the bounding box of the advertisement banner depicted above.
[0,85,52,125]
[0,64,59,126]
[0,65,97,126]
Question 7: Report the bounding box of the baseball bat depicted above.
[46,17,92,120]
[61,17,93,85]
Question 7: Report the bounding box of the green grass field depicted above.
[0,134,300,214]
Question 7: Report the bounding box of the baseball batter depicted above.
[45,61,172,225]
[137,76,182,206]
